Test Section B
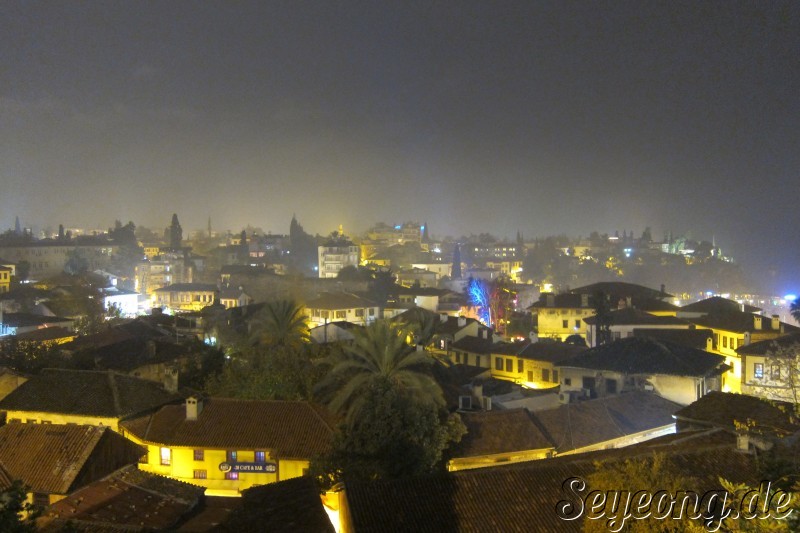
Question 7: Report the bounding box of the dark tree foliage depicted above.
[0,480,40,531]
[451,244,462,280]
[591,290,613,346]
[311,379,465,489]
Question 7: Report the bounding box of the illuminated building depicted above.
[0,368,181,432]
[0,264,11,293]
[528,292,594,341]
[485,260,523,283]
[135,252,192,296]
[120,397,335,497]
[557,337,728,405]
[305,292,378,328]
[0,240,118,280]
[738,332,800,403]
[151,283,218,313]
[318,229,360,279]
[219,287,252,309]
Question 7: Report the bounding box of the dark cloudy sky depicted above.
[1,1,798,292]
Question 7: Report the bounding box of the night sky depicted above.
[2,2,798,292]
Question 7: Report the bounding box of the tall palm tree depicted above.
[316,320,443,422]
[250,299,309,351]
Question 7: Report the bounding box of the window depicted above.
[562,319,569,329]
[505,359,513,372]
[369,308,375,316]
[355,308,364,317]
[495,357,503,371]
[194,449,204,461]
[517,359,523,373]
[553,370,559,383]
[527,370,533,382]
[335,310,346,319]
[475,355,481,367]
[226,450,238,462]
[193,470,207,479]
[160,447,171,466]
[564,378,572,386]
[574,320,580,329]
[138,452,149,464]
[771,366,781,380]
[225,471,239,480]
[723,337,728,349]
[542,368,550,382]
[255,451,266,463]
[606,379,617,394]
[731,338,737,350]
[754,363,764,379]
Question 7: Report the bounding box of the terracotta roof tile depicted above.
[0,368,182,418]
[454,409,554,457]
[121,398,335,459]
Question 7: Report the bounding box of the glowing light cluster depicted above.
[467,278,492,326]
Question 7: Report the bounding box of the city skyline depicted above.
[2,2,798,290]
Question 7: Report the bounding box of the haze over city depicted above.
[2,2,798,292]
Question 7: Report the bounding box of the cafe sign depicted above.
[219,461,277,474]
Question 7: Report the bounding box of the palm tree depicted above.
[250,299,309,351]
[316,320,443,422]
[397,307,439,349]
[791,297,800,324]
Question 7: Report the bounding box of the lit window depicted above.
[495,357,503,371]
[193,470,207,479]
[754,363,764,379]
[226,450,237,462]
[255,451,266,463]
[194,450,204,461]
[771,366,780,380]
[553,370,559,383]
[160,447,171,466]
[517,359,523,374]
[225,471,239,480]
[505,359,513,372]
[542,369,550,382]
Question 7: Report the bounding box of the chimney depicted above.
[706,336,713,352]
[626,296,632,308]
[439,313,447,323]
[771,314,779,331]
[186,396,203,421]
[458,316,467,327]
[546,294,555,307]
[530,331,539,343]
[753,316,762,330]
[580,293,589,308]
[660,284,665,295]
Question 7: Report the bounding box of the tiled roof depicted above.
[674,391,800,436]
[343,429,756,533]
[0,368,182,418]
[517,341,587,363]
[11,326,75,342]
[490,341,530,356]
[0,424,141,494]
[305,291,377,310]
[583,307,690,326]
[557,337,727,377]
[736,331,800,355]
[454,409,554,457]
[153,283,218,292]
[680,296,761,314]
[689,311,798,334]
[451,335,494,354]
[528,293,586,309]
[636,298,681,313]
[214,476,335,533]
[0,312,73,328]
[531,392,680,453]
[37,465,204,532]
[120,398,335,459]
[632,328,713,350]
[571,281,672,299]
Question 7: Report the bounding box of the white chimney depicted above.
[753,316,762,330]
[186,396,203,421]
[439,313,447,323]
[771,315,779,331]
[581,293,589,308]
[458,316,467,327]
